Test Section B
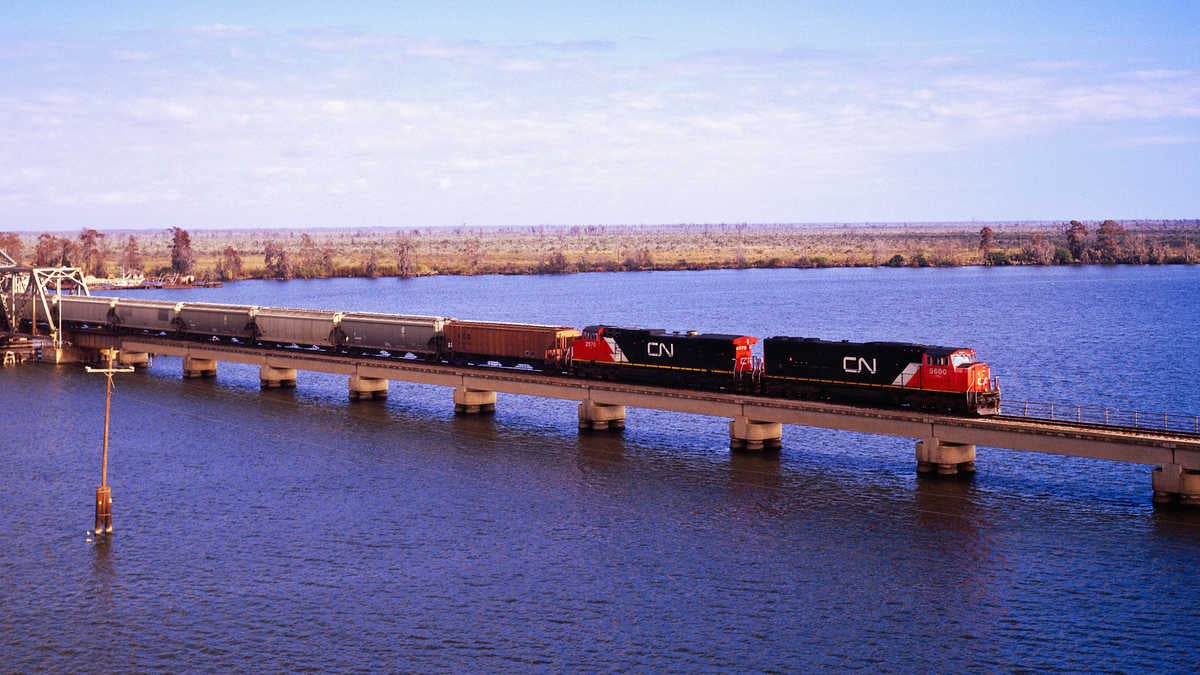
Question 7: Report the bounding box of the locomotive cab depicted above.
[921,348,1000,414]
[921,348,988,390]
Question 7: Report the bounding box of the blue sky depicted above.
[2,1,1197,230]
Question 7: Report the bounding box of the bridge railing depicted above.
[1001,399,1200,435]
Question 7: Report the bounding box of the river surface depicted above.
[4,265,1200,671]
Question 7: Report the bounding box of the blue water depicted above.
[3,265,1199,671]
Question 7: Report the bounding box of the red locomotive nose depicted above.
[973,365,991,390]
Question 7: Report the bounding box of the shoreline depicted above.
[6,220,1198,282]
[91,258,1200,291]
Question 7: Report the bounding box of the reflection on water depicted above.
[4,266,1200,670]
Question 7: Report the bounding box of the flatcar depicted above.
[760,337,1000,415]
[570,325,758,390]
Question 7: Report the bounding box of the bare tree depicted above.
[297,233,320,278]
[34,233,74,266]
[215,246,243,281]
[540,250,569,274]
[1024,234,1055,265]
[395,235,416,278]
[78,228,107,276]
[1096,220,1127,264]
[978,226,995,265]
[263,239,291,279]
[168,226,195,274]
[1065,221,1088,261]
[0,232,23,264]
[120,235,144,274]
[364,247,381,278]
[319,247,336,276]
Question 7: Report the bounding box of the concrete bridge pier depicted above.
[183,356,217,379]
[578,401,626,432]
[729,417,782,452]
[260,365,297,389]
[1151,464,1200,506]
[118,351,151,369]
[454,387,496,414]
[349,375,388,400]
[916,438,976,477]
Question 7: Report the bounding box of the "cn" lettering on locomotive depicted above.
[647,341,674,358]
[842,356,877,374]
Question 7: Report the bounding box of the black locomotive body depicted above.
[761,336,999,414]
[570,325,758,390]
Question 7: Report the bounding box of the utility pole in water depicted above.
[86,349,134,537]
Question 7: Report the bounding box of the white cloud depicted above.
[1118,134,1198,147]
[125,99,200,123]
[4,26,1198,226]
[321,100,350,115]
[96,189,180,206]
[113,50,154,62]
[190,24,260,39]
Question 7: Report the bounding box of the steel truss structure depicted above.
[1,249,90,347]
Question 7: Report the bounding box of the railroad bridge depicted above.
[4,256,1199,507]
[52,329,1200,508]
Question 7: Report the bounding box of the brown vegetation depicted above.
[1,221,1196,281]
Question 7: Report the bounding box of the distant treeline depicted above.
[1,220,1197,281]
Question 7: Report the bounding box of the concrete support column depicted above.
[916,437,976,477]
[349,375,388,400]
[183,356,217,379]
[729,417,782,452]
[454,387,496,414]
[260,365,297,389]
[118,351,152,369]
[1152,464,1200,507]
[578,401,626,432]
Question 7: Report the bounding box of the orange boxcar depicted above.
[444,320,580,370]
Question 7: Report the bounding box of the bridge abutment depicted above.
[182,356,217,379]
[1151,464,1200,506]
[453,387,495,414]
[729,417,782,452]
[916,438,976,477]
[578,401,626,432]
[349,375,388,400]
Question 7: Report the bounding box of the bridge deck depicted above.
[64,332,1200,470]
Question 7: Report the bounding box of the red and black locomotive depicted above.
[570,325,759,390]
[758,337,1000,415]
[568,327,1000,415]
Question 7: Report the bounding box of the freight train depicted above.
[31,294,1001,415]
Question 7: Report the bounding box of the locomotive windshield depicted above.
[950,352,974,368]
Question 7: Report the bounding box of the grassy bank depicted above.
[4,221,1197,281]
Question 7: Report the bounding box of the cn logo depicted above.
[647,341,674,358]
[843,356,877,374]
